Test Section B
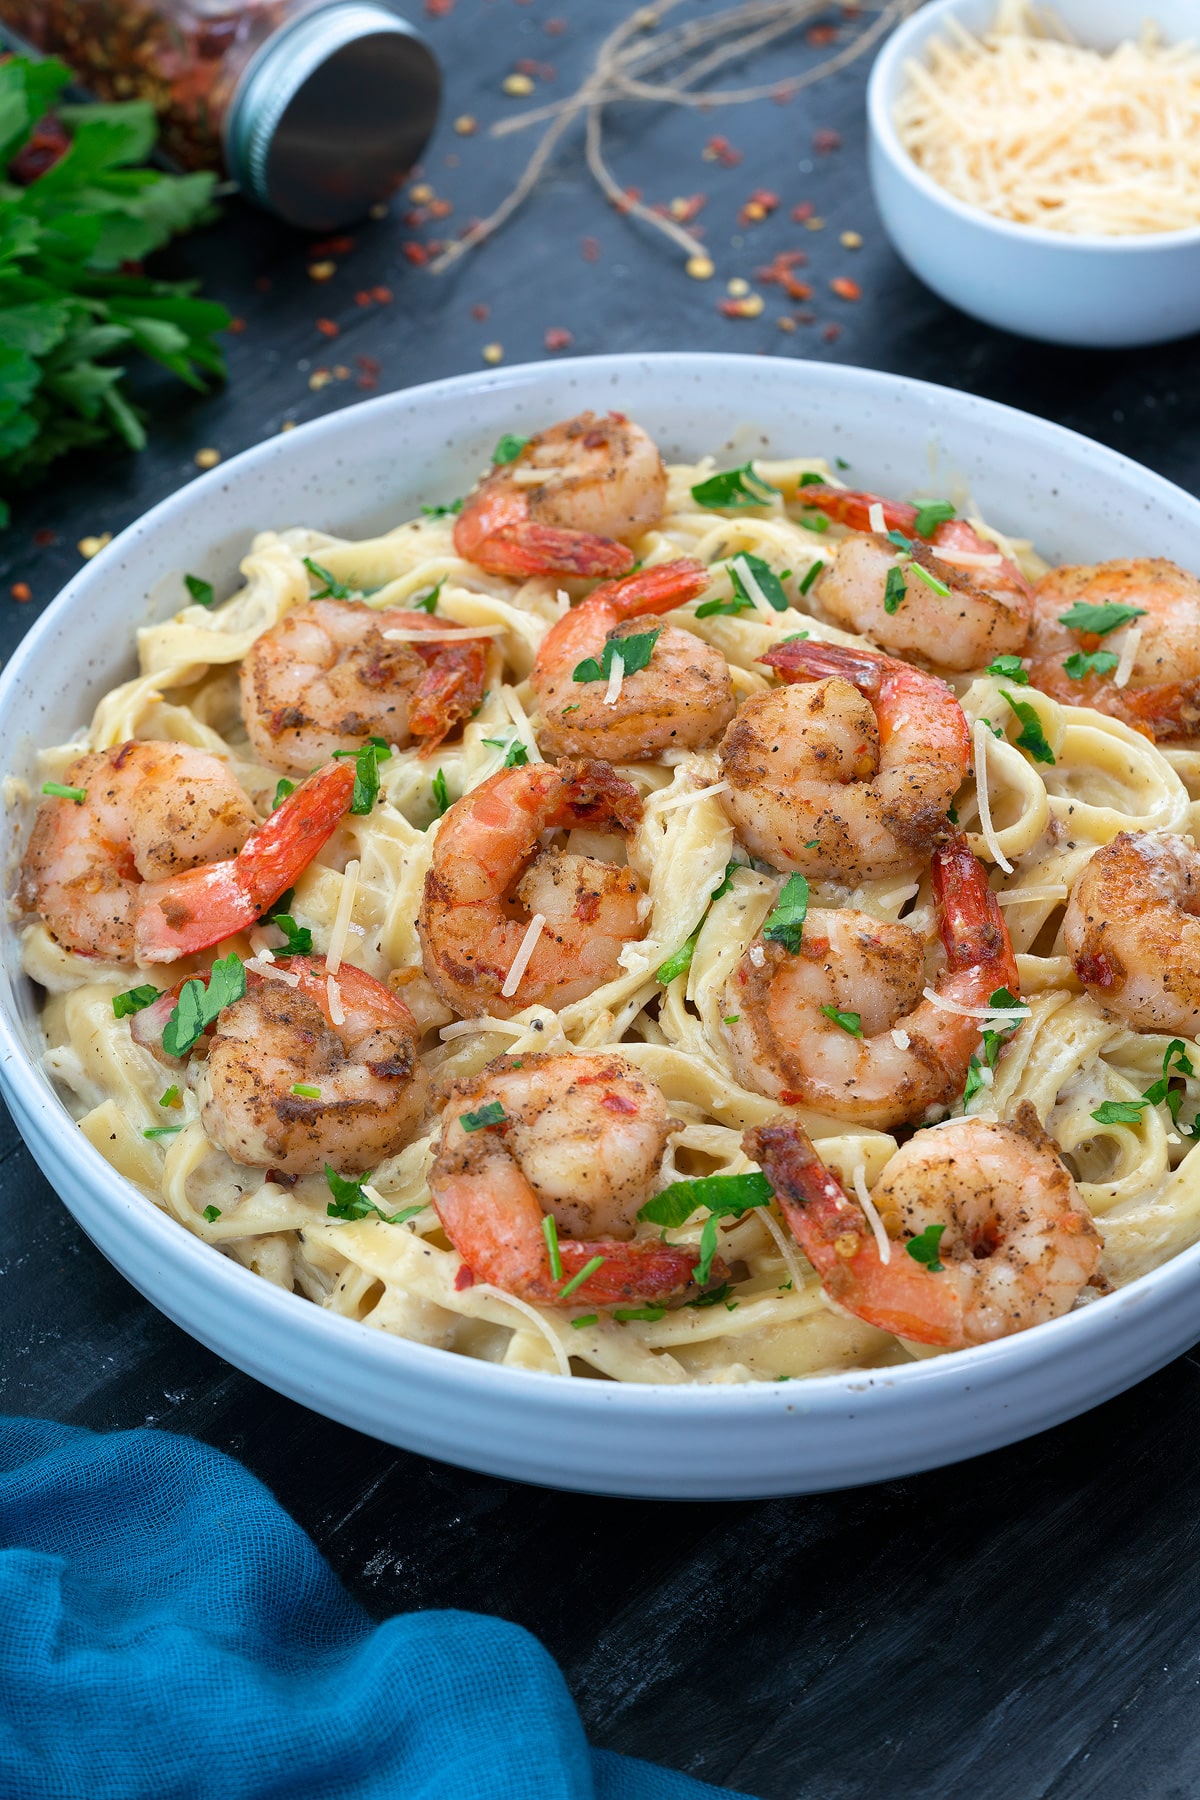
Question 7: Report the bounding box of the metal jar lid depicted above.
[225,2,440,231]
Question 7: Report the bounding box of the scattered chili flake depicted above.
[356,354,381,375]
[840,229,863,249]
[503,72,535,96]
[315,318,340,338]
[517,58,556,79]
[11,582,31,601]
[428,198,453,219]
[454,1264,475,1289]
[482,343,504,364]
[544,326,573,351]
[772,83,798,104]
[308,259,336,281]
[807,23,838,45]
[791,201,814,223]
[545,15,566,32]
[357,374,378,391]
[309,369,332,390]
[740,201,767,224]
[813,127,842,153]
[614,185,642,214]
[310,235,354,256]
[427,239,445,257]
[77,533,111,559]
[581,236,601,262]
[471,302,490,320]
[719,294,764,319]
[805,216,826,231]
[402,242,429,266]
[669,193,707,223]
[830,276,861,301]
[776,317,796,333]
[756,250,808,281]
[194,447,221,469]
[822,322,842,342]
[333,364,350,380]
[703,135,742,167]
[33,528,56,547]
[227,316,246,334]
[454,116,477,135]
[409,182,434,203]
[371,286,394,303]
[404,208,427,227]
[355,290,372,306]
[426,0,453,15]
[686,254,714,280]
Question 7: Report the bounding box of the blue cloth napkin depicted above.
[0,1416,755,1800]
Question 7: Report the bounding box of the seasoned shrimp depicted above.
[726,833,1019,1127]
[20,744,354,963]
[800,486,1032,670]
[718,638,970,881]
[418,759,646,1018]
[453,411,667,579]
[429,1053,709,1306]
[240,600,487,773]
[1064,830,1200,1033]
[747,1103,1101,1348]
[186,956,426,1176]
[530,560,735,760]
[1026,558,1200,741]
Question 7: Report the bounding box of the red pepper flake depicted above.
[791,203,815,224]
[613,185,642,214]
[454,1264,475,1289]
[772,83,797,105]
[10,582,31,602]
[822,322,843,343]
[315,318,340,338]
[355,290,372,306]
[517,57,556,79]
[371,285,394,304]
[807,23,838,45]
[426,239,445,257]
[428,197,453,219]
[601,1092,639,1115]
[402,241,429,265]
[356,354,381,375]
[404,209,427,228]
[544,16,566,33]
[471,302,490,321]
[669,193,707,223]
[227,316,246,334]
[813,127,842,154]
[719,295,765,319]
[33,528,56,547]
[426,0,454,14]
[780,1090,805,1106]
[581,236,601,262]
[703,134,742,167]
[544,326,573,351]
[357,374,378,391]
[309,235,355,257]
[830,276,861,301]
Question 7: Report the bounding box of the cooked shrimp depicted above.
[1026,558,1200,741]
[726,834,1019,1126]
[800,486,1032,670]
[530,560,735,760]
[746,1102,1101,1348]
[418,759,646,1018]
[718,638,969,881]
[429,1053,709,1306]
[240,600,487,773]
[453,411,666,579]
[189,957,426,1176]
[1064,830,1200,1033]
[20,743,356,965]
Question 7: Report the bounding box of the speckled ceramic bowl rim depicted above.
[869,0,1200,254]
[1,350,1198,1426]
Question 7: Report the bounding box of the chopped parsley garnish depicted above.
[723,1014,740,1025]
[184,573,214,607]
[797,510,829,533]
[886,528,914,553]
[986,655,1028,683]
[913,500,956,538]
[571,1314,599,1330]
[762,873,809,954]
[798,471,827,487]
[1091,1100,1147,1125]
[971,987,1025,1103]
[820,1006,862,1036]
[412,578,443,615]
[908,560,951,598]
[1063,649,1120,681]
[542,1213,563,1282]
[963,1057,987,1106]
[558,1255,605,1302]
[202,1205,222,1223]
[421,498,463,517]
[143,1125,182,1139]
[1058,601,1146,638]
[459,1101,506,1132]
[695,591,754,620]
[492,433,529,465]
[331,738,391,814]
[162,954,245,1059]
[270,913,313,955]
[730,552,789,611]
[1001,690,1055,765]
[41,781,86,802]
[905,1222,946,1272]
[324,1165,424,1225]
[573,627,660,685]
[482,736,529,767]
[655,929,699,985]
[272,777,295,810]
[614,1304,666,1324]
[158,1085,180,1109]
[687,1281,732,1309]
[639,1170,773,1231]
[1144,1038,1196,1129]
[112,984,160,1019]
[690,463,778,509]
[835,456,850,470]
[303,557,353,600]
[798,560,824,596]
[883,565,907,615]
[431,767,450,817]
[291,1083,321,1099]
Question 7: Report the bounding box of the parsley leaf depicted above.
[1001,690,1055,765]
[913,500,956,538]
[730,551,789,611]
[687,1281,733,1309]
[482,736,529,767]
[333,738,390,814]
[820,1006,862,1036]
[797,510,829,533]
[977,985,1024,1083]
[542,1212,563,1281]
[690,463,778,509]
[142,1125,182,1139]
[303,557,352,600]
[162,953,245,1058]
[272,777,295,810]
[695,591,754,619]
[614,1304,666,1324]
[798,561,824,596]
[886,528,914,553]
[112,983,160,1019]
[422,498,463,517]
[1058,601,1146,638]
[571,1313,599,1330]
[883,565,907,614]
[986,654,1028,683]
[906,1223,947,1271]
[459,1101,506,1132]
[963,1057,986,1105]
[184,573,214,607]
[638,1171,773,1229]
[656,928,700,985]
[1063,649,1120,681]
[1091,1100,1148,1125]
[762,873,809,954]
[412,578,442,614]
[41,781,86,802]
[270,913,313,955]
[908,560,951,598]
[202,1205,222,1223]
[573,627,660,685]
[1143,1038,1196,1131]
[431,767,450,816]
[492,433,529,465]
[325,1164,425,1225]
[558,1255,606,1302]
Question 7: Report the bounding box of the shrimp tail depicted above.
[745,1121,963,1347]
[932,832,1018,987]
[759,637,887,695]
[134,761,355,963]
[555,1238,717,1307]
[586,558,710,619]
[552,758,644,834]
[459,520,634,582]
[800,486,918,535]
[408,640,489,755]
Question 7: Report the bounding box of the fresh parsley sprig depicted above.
[324,1165,425,1225]
[162,953,245,1058]
[639,1171,772,1287]
[1058,601,1146,638]
[573,628,660,686]
[690,463,778,509]
[762,874,809,955]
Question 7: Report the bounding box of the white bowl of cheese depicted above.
[868,0,1200,347]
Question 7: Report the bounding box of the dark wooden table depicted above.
[5,6,1200,1795]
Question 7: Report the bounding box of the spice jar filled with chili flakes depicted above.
[0,0,440,229]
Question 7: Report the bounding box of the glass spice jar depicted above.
[0,0,441,229]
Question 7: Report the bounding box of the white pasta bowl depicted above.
[4,352,1200,1498]
[867,0,1200,347]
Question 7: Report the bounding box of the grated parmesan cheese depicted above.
[653,779,731,814]
[325,858,359,976]
[501,912,546,998]
[896,3,1200,238]
[1113,623,1142,689]
[731,554,776,618]
[996,884,1068,905]
[973,717,1014,875]
[382,624,506,643]
[326,974,345,1025]
[852,1162,891,1265]
[921,986,1032,1022]
[933,548,1003,570]
[603,651,625,707]
[891,1027,911,1050]
[499,684,544,762]
[868,502,886,534]
[245,955,301,988]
